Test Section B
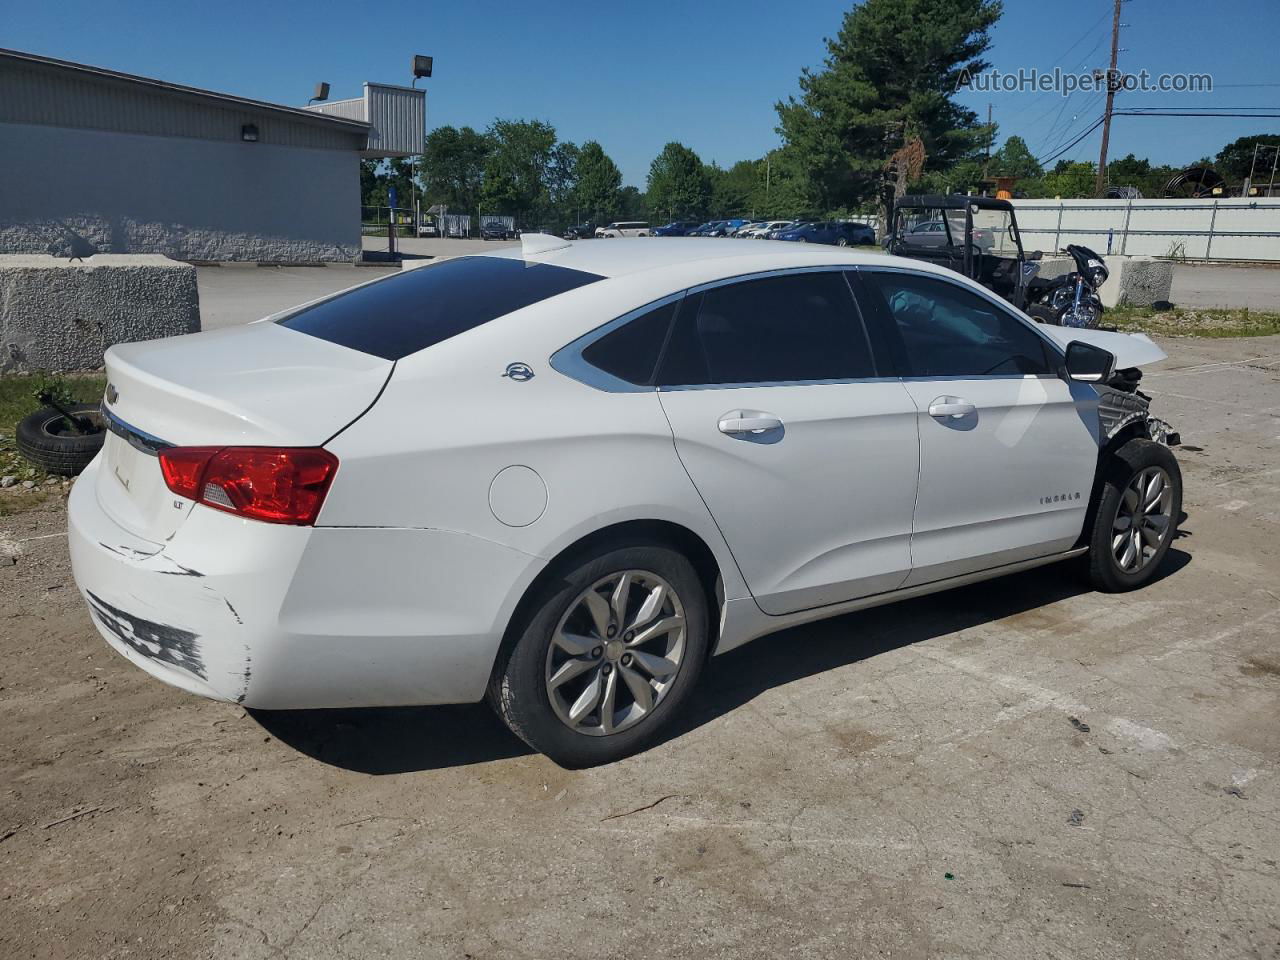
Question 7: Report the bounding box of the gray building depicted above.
[0,49,424,262]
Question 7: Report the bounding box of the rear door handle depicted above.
[928,397,976,419]
[718,412,783,435]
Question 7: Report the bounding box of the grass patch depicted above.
[0,373,106,512]
[1107,305,1280,338]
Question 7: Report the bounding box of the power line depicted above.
[1115,110,1280,118]
[998,9,1112,127]
[1040,90,1106,158]
[1038,114,1107,167]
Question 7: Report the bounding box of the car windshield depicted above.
[278,256,603,360]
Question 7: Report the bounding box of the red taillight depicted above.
[158,447,339,525]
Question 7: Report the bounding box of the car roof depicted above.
[488,236,900,283]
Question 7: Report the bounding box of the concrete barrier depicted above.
[1029,254,1173,308]
[0,255,200,372]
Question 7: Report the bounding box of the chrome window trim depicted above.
[658,375,895,393]
[686,262,858,295]
[853,262,1067,366]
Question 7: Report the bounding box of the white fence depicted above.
[1009,198,1280,261]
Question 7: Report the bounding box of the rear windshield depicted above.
[278,256,603,360]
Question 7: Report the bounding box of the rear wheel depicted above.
[489,543,709,767]
[1085,439,1181,591]
[836,237,850,247]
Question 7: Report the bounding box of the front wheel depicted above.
[836,237,850,247]
[1085,439,1182,592]
[489,543,710,767]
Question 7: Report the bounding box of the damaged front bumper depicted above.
[1098,382,1180,448]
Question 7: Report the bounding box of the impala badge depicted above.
[502,362,535,382]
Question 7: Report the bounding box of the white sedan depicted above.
[70,236,1182,767]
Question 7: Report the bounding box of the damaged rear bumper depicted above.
[68,457,545,709]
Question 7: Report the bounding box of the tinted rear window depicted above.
[278,256,603,360]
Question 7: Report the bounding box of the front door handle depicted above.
[718,412,784,435]
[928,397,976,419]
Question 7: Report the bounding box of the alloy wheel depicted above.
[1112,466,1173,573]
[545,570,687,736]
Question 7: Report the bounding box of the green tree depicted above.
[1025,160,1096,199]
[915,157,986,195]
[481,119,558,220]
[776,0,1002,210]
[419,125,489,213]
[753,148,820,218]
[547,141,580,212]
[573,140,623,223]
[618,186,648,221]
[989,135,1042,180]
[646,142,710,220]
[1214,133,1280,183]
[706,159,759,217]
[360,159,384,207]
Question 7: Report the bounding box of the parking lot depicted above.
[2,332,1277,959]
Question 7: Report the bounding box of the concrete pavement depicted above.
[2,335,1279,959]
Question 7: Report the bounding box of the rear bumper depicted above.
[68,457,544,709]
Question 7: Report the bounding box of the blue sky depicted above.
[7,0,1277,186]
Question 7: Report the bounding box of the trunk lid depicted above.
[97,323,392,544]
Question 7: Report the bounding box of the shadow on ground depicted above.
[255,549,1191,774]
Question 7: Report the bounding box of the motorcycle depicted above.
[1025,244,1109,329]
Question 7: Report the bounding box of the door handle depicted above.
[718,412,783,435]
[928,397,976,419]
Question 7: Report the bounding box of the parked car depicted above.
[71,239,1181,767]
[767,220,808,239]
[596,221,651,238]
[702,219,749,237]
[653,221,702,237]
[776,220,876,246]
[686,221,721,236]
[480,220,515,241]
[742,220,793,238]
[901,218,991,250]
[417,220,439,238]
[563,223,598,240]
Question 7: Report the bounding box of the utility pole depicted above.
[1095,0,1123,197]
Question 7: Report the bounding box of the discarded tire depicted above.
[15,403,106,476]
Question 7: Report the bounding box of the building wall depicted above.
[1010,198,1280,261]
[0,55,368,150]
[0,122,361,261]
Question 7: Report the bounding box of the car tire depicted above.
[16,403,106,476]
[489,542,710,767]
[836,237,849,247]
[1085,439,1182,592]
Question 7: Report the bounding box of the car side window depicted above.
[580,299,679,385]
[861,271,1053,377]
[655,271,876,386]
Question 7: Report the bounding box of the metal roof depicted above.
[0,47,370,135]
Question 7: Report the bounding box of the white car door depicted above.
[855,268,1099,586]
[655,269,920,615]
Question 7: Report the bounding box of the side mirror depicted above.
[1065,340,1116,383]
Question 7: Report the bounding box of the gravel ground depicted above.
[1,336,1278,960]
